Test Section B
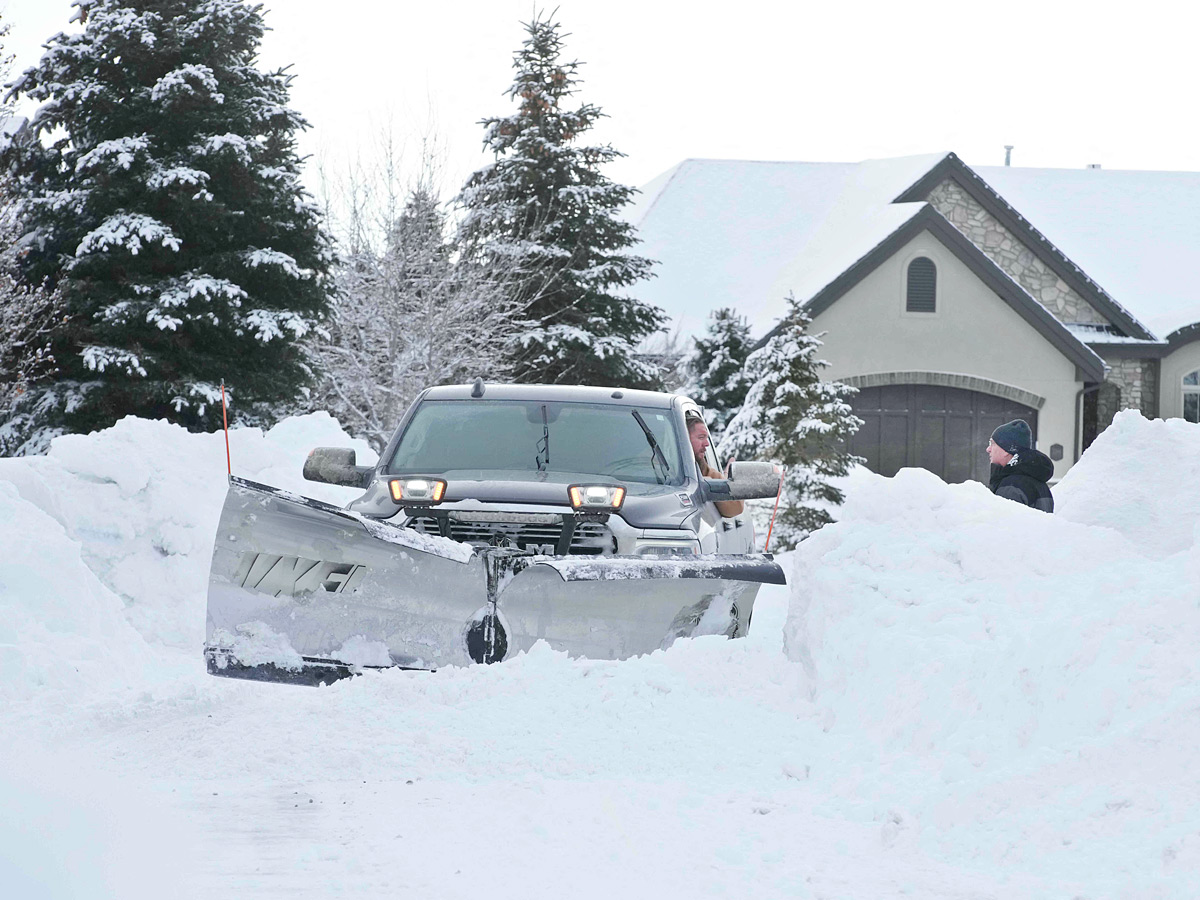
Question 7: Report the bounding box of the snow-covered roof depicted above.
[628,154,950,339]
[976,165,1200,339]
[631,154,1200,345]
[1063,323,1168,347]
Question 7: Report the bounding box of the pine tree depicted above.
[717,297,861,547]
[682,307,754,439]
[456,12,664,388]
[3,0,334,438]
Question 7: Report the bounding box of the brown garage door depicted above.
[849,384,1038,483]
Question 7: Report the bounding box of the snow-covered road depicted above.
[3,411,1199,898]
[2,587,1062,899]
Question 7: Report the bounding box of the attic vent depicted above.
[906,257,937,313]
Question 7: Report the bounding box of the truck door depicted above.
[699,441,756,554]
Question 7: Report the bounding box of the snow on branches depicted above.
[718,296,862,546]
[682,307,755,440]
[309,142,521,451]
[74,213,182,257]
[455,12,663,389]
[2,0,333,435]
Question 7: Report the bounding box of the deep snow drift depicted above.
[1,408,1198,898]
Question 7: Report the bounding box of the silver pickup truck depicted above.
[346,383,764,556]
[205,382,785,683]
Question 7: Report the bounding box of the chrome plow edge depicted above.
[205,478,787,682]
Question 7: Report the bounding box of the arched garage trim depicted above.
[841,371,1046,410]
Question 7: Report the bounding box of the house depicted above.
[629,153,1200,483]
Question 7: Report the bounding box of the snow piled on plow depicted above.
[1,410,1198,898]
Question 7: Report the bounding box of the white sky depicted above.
[4,0,1199,201]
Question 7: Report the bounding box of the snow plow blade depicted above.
[205,478,785,682]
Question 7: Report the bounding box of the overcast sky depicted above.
[4,0,1198,201]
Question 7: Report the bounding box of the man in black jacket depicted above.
[986,419,1054,512]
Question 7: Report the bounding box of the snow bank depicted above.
[784,418,1200,888]
[787,464,1198,751]
[0,481,156,703]
[1,409,1197,895]
[1055,409,1200,557]
[0,412,375,650]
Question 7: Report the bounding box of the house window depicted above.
[906,257,937,312]
[1185,369,1200,423]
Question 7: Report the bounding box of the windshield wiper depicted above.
[535,404,550,472]
[630,410,670,485]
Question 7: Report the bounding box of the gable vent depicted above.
[906,257,937,312]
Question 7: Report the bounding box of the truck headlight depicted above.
[389,477,447,505]
[568,483,626,510]
[634,540,700,558]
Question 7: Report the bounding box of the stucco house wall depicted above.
[1161,339,1200,420]
[808,230,1082,480]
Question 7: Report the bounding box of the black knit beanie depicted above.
[991,419,1032,454]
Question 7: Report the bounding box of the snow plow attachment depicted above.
[205,477,786,683]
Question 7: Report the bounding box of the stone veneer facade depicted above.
[927,179,1110,326]
[926,177,1160,441]
[1098,355,1158,422]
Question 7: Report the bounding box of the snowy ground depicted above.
[2,410,1198,898]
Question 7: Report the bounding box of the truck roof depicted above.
[422,383,686,409]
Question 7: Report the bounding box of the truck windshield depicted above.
[388,400,686,487]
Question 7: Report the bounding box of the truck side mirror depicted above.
[703,461,783,501]
[302,447,374,488]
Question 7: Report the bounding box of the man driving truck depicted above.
[686,413,745,518]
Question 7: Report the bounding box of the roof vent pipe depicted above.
[1004,145,1013,166]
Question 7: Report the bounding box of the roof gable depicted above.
[974,164,1200,340]
[793,206,1107,382]
[895,154,1158,340]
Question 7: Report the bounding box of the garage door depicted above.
[849,384,1038,483]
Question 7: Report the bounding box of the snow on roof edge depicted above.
[961,160,1161,340]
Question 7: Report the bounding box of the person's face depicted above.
[986,437,1013,466]
[688,422,710,459]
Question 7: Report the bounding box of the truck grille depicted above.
[405,515,613,556]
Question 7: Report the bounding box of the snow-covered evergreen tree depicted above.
[718,297,861,547]
[310,180,518,451]
[682,307,754,439]
[3,0,333,438]
[456,12,664,388]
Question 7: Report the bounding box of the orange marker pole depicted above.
[220,380,231,476]
[763,467,786,553]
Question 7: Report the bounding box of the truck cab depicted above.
[342,383,761,558]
